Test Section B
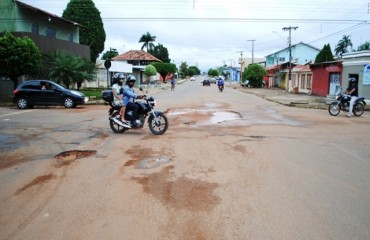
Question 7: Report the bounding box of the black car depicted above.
[202,78,211,86]
[13,80,88,109]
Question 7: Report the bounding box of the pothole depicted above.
[166,108,242,126]
[54,150,97,167]
[136,156,172,169]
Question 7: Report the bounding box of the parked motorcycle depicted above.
[328,88,366,116]
[102,88,169,135]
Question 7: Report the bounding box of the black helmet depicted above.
[349,77,356,82]
[126,75,136,84]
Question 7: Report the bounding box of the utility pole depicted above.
[237,51,244,82]
[247,39,255,63]
[282,26,298,90]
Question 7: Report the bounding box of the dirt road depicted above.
[1,80,369,239]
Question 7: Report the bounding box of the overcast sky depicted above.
[21,0,370,71]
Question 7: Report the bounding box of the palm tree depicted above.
[48,50,95,89]
[139,32,156,52]
[335,35,353,57]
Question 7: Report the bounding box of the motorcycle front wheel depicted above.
[148,112,169,135]
[353,102,365,116]
[328,102,341,116]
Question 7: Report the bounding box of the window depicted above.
[279,57,285,62]
[31,23,38,34]
[307,74,312,89]
[67,33,73,42]
[301,74,306,89]
[22,81,41,90]
[46,27,56,38]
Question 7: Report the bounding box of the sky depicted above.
[20,0,370,72]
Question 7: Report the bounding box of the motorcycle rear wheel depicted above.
[148,112,168,135]
[109,112,127,133]
[353,102,364,116]
[328,102,341,116]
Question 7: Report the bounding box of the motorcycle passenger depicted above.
[217,77,224,91]
[111,73,130,128]
[122,75,145,127]
[345,78,358,118]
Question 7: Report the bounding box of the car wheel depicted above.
[247,83,251,87]
[64,97,75,108]
[17,97,29,109]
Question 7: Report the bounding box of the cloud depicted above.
[21,0,370,71]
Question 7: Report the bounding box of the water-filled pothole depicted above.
[167,108,242,125]
[136,156,172,169]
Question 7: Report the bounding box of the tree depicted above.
[0,32,41,89]
[179,62,189,78]
[208,68,219,77]
[151,62,177,83]
[358,42,370,51]
[242,64,267,87]
[63,0,106,62]
[148,43,170,62]
[101,48,118,60]
[144,64,157,82]
[315,44,334,63]
[48,50,96,89]
[335,35,353,57]
[139,32,156,52]
[188,66,201,76]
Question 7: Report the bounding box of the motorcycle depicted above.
[328,88,366,117]
[102,88,169,135]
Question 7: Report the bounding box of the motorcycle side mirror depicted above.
[139,87,143,91]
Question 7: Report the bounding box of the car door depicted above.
[22,81,43,104]
[39,81,60,105]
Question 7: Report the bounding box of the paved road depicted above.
[0,78,369,239]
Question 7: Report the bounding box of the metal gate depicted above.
[329,73,341,95]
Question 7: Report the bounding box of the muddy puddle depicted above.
[54,150,97,167]
[136,156,172,169]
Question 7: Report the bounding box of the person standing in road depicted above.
[345,78,358,118]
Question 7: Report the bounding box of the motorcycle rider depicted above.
[121,75,145,127]
[217,77,224,91]
[111,73,131,128]
[345,78,358,117]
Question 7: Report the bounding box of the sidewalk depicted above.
[237,86,328,109]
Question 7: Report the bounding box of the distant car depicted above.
[190,77,195,81]
[210,78,217,84]
[202,79,211,86]
[241,80,266,88]
[13,80,88,109]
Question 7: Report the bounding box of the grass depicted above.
[80,88,108,100]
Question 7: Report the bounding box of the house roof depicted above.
[16,0,82,27]
[292,65,311,72]
[266,42,321,57]
[112,50,162,62]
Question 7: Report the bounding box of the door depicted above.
[329,73,341,95]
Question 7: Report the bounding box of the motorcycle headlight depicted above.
[336,95,339,100]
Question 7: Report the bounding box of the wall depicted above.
[342,51,370,99]
[311,62,342,96]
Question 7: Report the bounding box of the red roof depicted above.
[112,50,162,62]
